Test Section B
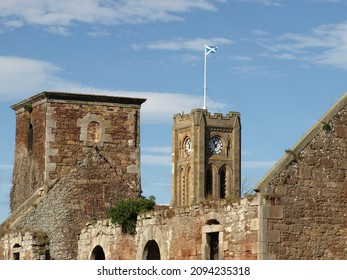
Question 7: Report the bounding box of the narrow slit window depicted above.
[28,122,33,151]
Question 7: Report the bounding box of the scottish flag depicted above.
[205,45,218,55]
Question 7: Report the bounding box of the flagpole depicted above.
[203,44,207,110]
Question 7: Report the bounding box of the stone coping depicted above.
[11,91,146,110]
[254,91,347,194]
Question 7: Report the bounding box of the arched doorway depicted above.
[90,245,105,260]
[143,240,161,260]
[12,244,21,260]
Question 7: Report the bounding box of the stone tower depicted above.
[171,109,241,207]
[9,92,146,259]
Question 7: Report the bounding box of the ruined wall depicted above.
[11,101,46,211]
[77,198,258,260]
[4,92,145,259]
[78,219,137,260]
[260,106,347,259]
[0,231,49,260]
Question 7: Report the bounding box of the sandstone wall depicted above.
[259,105,347,259]
[0,231,49,260]
[77,198,258,260]
[11,101,46,211]
[4,93,144,259]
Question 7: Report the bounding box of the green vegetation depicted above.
[24,103,33,112]
[108,195,156,235]
[321,121,332,132]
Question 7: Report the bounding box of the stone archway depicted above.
[90,245,105,260]
[12,243,21,260]
[143,240,161,260]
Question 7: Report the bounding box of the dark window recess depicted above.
[28,122,33,151]
[220,168,226,199]
[90,245,105,260]
[143,240,161,260]
[205,168,213,198]
[12,244,21,260]
[207,232,219,260]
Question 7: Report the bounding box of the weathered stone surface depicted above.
[77,199,258,260]
[1,92,145,259]
[258,101,347,260]
[2,91,347,261]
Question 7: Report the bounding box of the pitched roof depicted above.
[254,91,347,193]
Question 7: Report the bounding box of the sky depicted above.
[1,0,347,223]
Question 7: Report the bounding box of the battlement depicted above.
[173,108,240,122]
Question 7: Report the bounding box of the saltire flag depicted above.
[205,45,218,55]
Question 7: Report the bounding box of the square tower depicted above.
[8,92,146,259]
[171,109,241,207]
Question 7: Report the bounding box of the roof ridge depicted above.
[254,91,347,193]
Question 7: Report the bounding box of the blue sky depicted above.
[1,0,347,223]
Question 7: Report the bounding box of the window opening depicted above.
[143,240,161,260]
[27,122,33,151]
[205,168,213,198]
[220,168,226,199]
[87,121,100,143]
[207,232,219,260]
[12,244,21,260]
[90,245,105,260]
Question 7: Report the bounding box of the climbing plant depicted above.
[108,195,156,235]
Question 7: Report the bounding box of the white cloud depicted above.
[0,56,227,124]
[230,55,253,61]
[256,22,347,70]
[0,56,66,101]
[236,0,285,6]
[0,0,219,33]
[86,30,110,38]
[134,37,233,51]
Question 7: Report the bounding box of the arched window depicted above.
[27,122,33,151]
[179,167,185,206]
[12,244,21,260]
[219,166,226,199]
[185,166,191,206]
[143,240,161,260]
[205,167,213,198]
[206,219,220,225]
[87,121,100,143]
[90,245,105,260]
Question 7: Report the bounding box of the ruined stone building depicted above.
[1,91,347,260]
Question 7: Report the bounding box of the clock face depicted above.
[209,136,223,154]
[184,138,192,155]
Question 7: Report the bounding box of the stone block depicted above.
[264,205,284,219]
[250,218,259,231]
[267,230,280,243]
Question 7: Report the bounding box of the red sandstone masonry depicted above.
[4,92,145,259]
[257,102,347,260]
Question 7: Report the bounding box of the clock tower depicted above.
[171,109,241,207]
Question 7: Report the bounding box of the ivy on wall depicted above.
[108,195,156,235]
